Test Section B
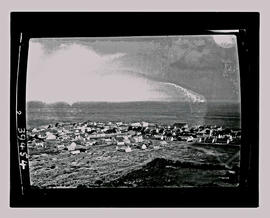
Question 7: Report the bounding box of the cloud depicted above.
[26,40,206,104]
[27,42,125,103]
[212,35,236,48]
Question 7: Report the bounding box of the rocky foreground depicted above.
[29,140,240,188]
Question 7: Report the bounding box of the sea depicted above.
[26,101,241,129]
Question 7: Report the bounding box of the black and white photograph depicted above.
[25,35,242,189]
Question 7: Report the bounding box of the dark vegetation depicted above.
[29,140,240,188]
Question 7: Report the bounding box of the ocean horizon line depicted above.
[27,100,241,105]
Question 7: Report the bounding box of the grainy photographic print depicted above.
[26,35,241,188]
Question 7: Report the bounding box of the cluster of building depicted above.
[27,121,241,154]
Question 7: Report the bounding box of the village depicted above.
[26,120,241,188]
[27,120,241,155]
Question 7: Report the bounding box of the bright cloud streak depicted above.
[212,35,236,48]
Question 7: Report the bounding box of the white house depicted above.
[142,122,149,127]
[123,138,131,144]
[57,144,65,150]
[86,141,96,146]
[133,136,143,143]
[47,133,56,140]
[32,128,38,133]
[187,136,194,142]
[116,122,123,126]
[141,144,147,150]
[161,136,165,140]
[80,127,86,133]
[125,146,132,152]
[35,142,44,147]
[131,122,141,127]
[67,142,76,151]
[117,141,125,146]
[71,150,80,155]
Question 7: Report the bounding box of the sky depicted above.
[26,35,240,104]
